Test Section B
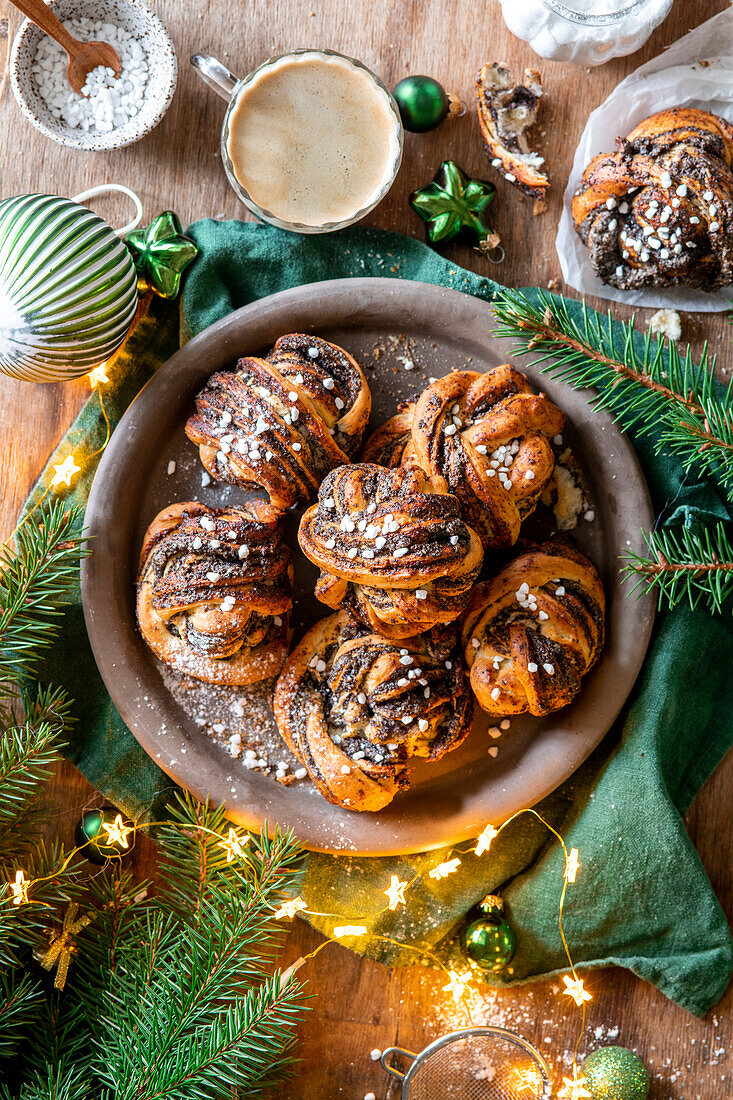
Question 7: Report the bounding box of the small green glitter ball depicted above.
[580,1047,650,1100]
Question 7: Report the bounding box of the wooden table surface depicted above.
[1,1,732,1096]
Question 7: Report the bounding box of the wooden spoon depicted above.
[10,0,121,94]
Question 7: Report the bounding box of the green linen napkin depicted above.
[25,221,733,1017]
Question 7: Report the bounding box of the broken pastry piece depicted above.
[476,63,549,214]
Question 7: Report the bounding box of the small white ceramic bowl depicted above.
[9,0,177,151]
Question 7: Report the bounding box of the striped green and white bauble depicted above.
[0,193,139,383]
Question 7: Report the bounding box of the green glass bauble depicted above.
[75,809,128,865]
[461,895,516,972]
[580,1047,650,1100]
[0,193,138,383]
[393,76,449,133]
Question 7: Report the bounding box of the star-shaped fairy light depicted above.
[273,897,308,920]
[125,211,199,299]
[50,454,81,490]
[557,1070,592,1099]
[564,848,580,883]
[512,1066,542,1095]
[475,824,499,856]
[442,969,471,1003]
[10,869,29,906]
[101,813,134,850]
[88,363,109,388]
[429,858,461,880]
[219,827,250,863]
[333,925,367,938]
[562,974,592,1006]
[384,875,408,911]
[409,161,499,252]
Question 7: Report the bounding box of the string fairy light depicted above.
[442,969,471,1003]
[50,454,81,490]
[273,896,308,920]
[562,974,592,1007]
[88,363,109,388]
[564,848,580,883]
[474,823,498,856]
[512,1065,543,1094]
[384,875,408,910]
[219,827,250,863]
[429,857,461,880]
[11,789,593,1084]
[101,813,134,850]
[10,869,30,905]
[557,1069,592,1098]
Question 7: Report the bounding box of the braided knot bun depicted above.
[571,108,733,290]
[462,540,604,717]
[362,366,564,549]
[274,611,473,812]
[185,334,371,508]
[298,463,483,640]
[136,501,292,685]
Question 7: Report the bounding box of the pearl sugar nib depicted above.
[32,18,149,133]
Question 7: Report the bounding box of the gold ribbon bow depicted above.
[40,903,93,990]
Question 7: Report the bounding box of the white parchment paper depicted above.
[555,7,733,312]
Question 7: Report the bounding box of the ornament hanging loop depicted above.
[72,183,144,236]
[447,94,466,118]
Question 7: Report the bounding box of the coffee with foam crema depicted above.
[226,52,401,228]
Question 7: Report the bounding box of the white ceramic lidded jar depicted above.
[498,0,673,66]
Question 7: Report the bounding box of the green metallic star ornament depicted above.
[580,1047,650,1100]
[461,894,516,972]
[410,161,500,253]
[125,211,198,299]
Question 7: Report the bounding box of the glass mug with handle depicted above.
[191,49,404,233]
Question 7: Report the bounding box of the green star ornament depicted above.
[410,161,500,253]
[125,212,199,299]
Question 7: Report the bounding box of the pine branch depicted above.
[623,522,733,613]
[0,970,43,1064]
[491,288,733,498]
[0,503,87,694]
[0,687,69,845]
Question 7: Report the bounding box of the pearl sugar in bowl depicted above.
[10,0,177,151]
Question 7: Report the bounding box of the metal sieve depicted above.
[380,1027,552,1099]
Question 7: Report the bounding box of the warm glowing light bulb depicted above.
[10,870,29,905]
[564,848,580,883]
[50,454,81,490]
[513,1066,542,1095]
[88,363,109,387]
[333,925,367,938]
[273,897,308,920]
[429,858,461,880]
[219,827,250,863]
[384,875,408,910]
[442,969,471,1003]
[101,813,134,850]
[561,974,592,1006]
[475,824,498,856]
[558,1070,591,1098]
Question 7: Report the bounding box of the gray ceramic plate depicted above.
[81,278,655,855]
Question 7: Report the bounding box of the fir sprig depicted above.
[491,288,733,499]
[0,503,87,703]
[623,522,733,613]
